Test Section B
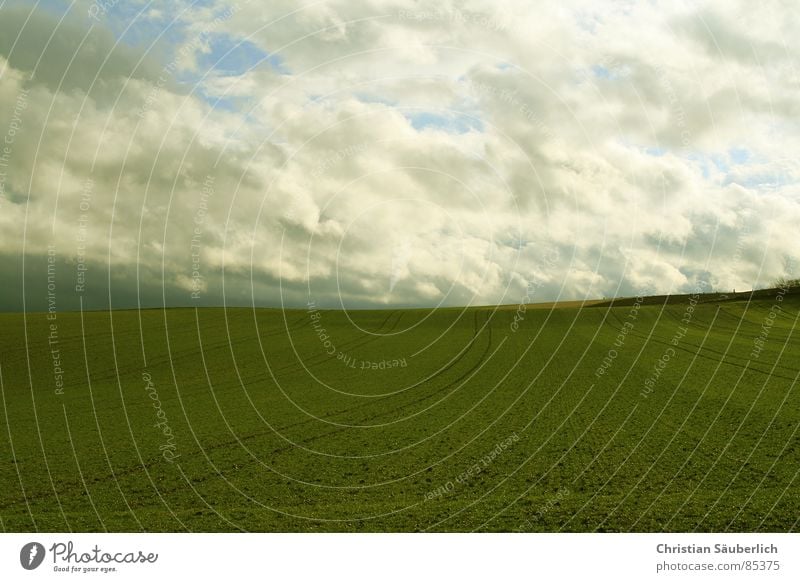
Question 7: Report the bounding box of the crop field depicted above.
[1,290,798,532]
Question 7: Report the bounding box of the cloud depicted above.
[0,0,799,311]
[0,6,164,99]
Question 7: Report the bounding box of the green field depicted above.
[1,290,798,532]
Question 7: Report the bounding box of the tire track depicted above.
[0,311,489,509]
[604,309,799,379]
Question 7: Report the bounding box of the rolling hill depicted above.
[1,288,798,532]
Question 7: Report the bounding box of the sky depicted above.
[0,0,798,311]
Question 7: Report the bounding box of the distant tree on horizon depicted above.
[772,276,800,289]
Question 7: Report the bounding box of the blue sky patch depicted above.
[592,65,612,79]
[711,154,729,174]
[354,93,398,107]
[645,146,667,157]
[198,93,240,113]
[729,147,750,164]
[89,0,185,48]
[405,110,483,134]
[195,34,287,77]
[684,152,712,179]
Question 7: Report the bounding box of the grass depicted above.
[1,289,798,532]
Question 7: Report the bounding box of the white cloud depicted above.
[0,0,799,310]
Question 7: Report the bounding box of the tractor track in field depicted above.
[6,300,795,518]
[205,308,472,414]
[684,305,797,337]
[265,310,490,430]
[614,298,797,341]
[604,309,800,379]
[267,309,405,377]
[0,312,495,509]
[0,312,310,369]
[347,310,495,425]
[112,308,409,432]
[53,310,394,422]
[21,313,314,395]
[0,314,316,426]
[124,311,403,405]
[600,310,795,471]
[91,312,313,385]
[624,326,799,380]
[0,314,405,510]
[150,310,496,494]
[191,310,491,461]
